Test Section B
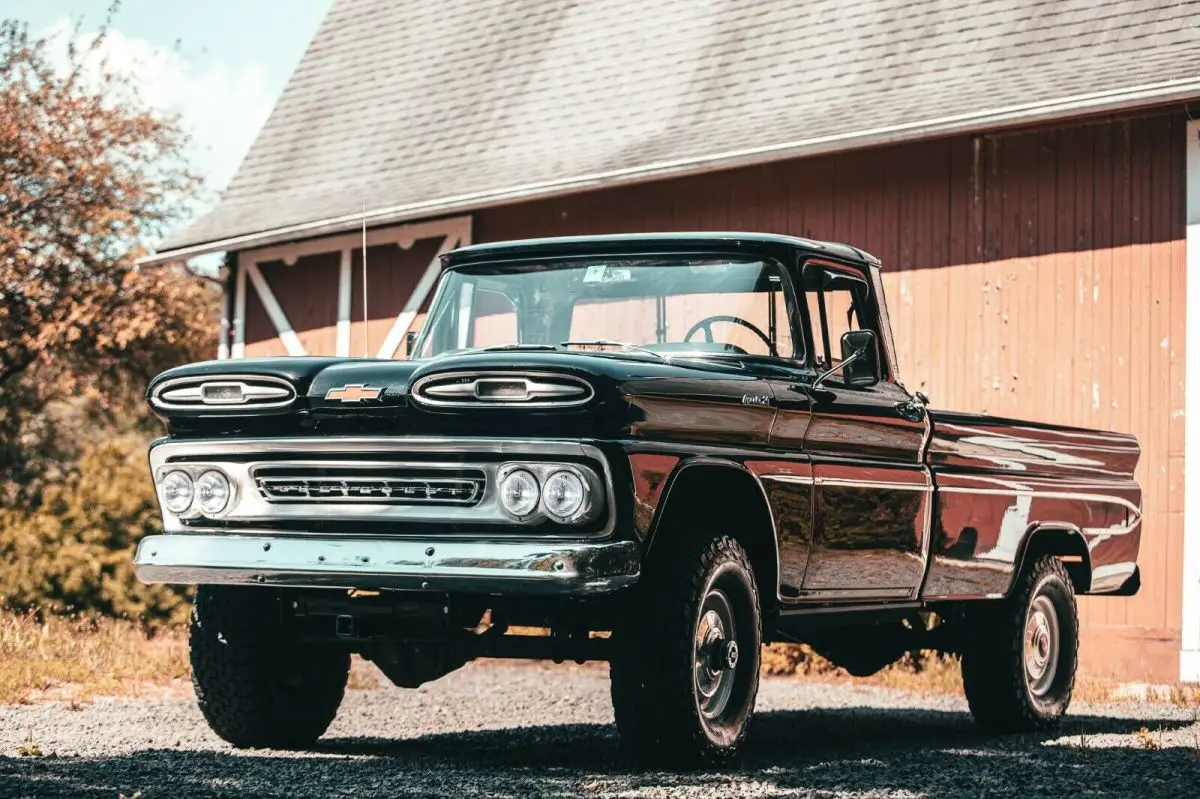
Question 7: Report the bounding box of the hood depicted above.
[146,351,773,438]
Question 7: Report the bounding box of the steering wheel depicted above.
[683,315,775,355]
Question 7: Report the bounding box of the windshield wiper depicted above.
[559,339,666,361]
[477,344,558,352]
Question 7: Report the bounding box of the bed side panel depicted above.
[921,412,1141,599]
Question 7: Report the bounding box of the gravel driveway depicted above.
[1,662,1197,798]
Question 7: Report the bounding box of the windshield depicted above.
[413,257,797,360]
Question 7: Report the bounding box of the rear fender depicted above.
[1008,523,1092,595]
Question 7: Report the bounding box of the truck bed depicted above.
[922,410,1141,599]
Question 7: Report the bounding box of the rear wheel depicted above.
[610,534,761,767]
[190,586,350,749]
[961,556,1079,732]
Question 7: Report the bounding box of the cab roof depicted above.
[443,232,879,268]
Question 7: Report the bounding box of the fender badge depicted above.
[325,384,383,403]
[741,394,772,407]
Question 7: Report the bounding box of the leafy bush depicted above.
[0,437,189,624]
[0,11,215,623]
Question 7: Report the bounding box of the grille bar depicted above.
[252,466,484,506]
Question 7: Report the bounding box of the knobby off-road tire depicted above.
[961,555,1079,732]
[610,534,762,767]
[190,586,350,749]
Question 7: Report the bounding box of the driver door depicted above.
[797,260,931,599]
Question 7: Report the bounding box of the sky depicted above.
[2,0,332,205]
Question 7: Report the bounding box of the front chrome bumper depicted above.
[134,534,641,595]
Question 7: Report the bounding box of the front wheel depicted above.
[190,586,350,749]
[610,534,762,767]
[961,556,1079,732]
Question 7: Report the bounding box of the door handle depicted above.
[894,397,927,422]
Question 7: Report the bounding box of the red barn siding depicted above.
[244,252,340,356]
[473,111,1187,681]
[229,109,1186,681]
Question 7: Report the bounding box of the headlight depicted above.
[159,470,194,514]
[499,469,540,517]
[541,469,586,520]
[195,470,232,516]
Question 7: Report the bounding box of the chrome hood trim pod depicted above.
[150,374,297,412]
[411,371,594,408]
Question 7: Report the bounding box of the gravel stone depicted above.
[1,662,1197,797]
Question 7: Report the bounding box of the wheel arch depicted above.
[1009,523,1092,595]
[645,457,781,611]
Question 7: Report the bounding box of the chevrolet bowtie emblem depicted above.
[325,384,383,403]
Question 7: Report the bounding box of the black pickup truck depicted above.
[137,233,1142,766]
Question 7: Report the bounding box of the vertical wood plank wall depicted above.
[242,239,444,357]
[475,112,1187,680]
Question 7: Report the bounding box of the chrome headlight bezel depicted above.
[497,467,541,519]
[155,464,238,519]
[496,462,600,524]
[195,469,234,517]
[158,470,195,515]
[540,468,590,522]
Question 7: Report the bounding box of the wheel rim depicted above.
[694,587,738,719]
[1024,594,1060,697]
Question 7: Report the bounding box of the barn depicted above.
[142,0,1200,683]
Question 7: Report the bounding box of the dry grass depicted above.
[347,656,382,690]
[2,611,1196,709]
[0,610,392,704]
[0,611,189,705]
[762,643,964,694]
[760,643,1200,705]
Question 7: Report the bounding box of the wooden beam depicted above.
[232,259,247,359]
[245,261,307,356]
[336,248,352,356]
[1182,119,1200,681]
[376,216,473,359]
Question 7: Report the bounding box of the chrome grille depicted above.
[252,465,484,506]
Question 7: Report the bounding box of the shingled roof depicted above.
[151,0,1200,261]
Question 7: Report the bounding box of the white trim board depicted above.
[222,216,471,360]
[1183,120,1200,682]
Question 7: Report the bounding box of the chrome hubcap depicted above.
[694,589,737,719]
[1024,595,1060,697]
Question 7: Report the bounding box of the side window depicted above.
[803,263,877,373]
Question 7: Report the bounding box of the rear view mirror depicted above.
[840,330,880,387]
[404,330,419,358]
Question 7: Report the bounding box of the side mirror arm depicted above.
[812,348,864,392]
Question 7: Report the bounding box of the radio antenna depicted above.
[361,201,369,357]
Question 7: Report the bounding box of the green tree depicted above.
[0,9,216,620]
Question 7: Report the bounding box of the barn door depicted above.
[225,216,471,359]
